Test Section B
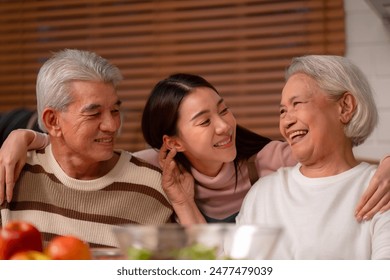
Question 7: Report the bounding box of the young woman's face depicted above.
[171,87,237,176]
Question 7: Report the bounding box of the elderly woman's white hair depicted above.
[285,55,378,146]
[36,49,123,132]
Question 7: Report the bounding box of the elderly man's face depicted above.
[56,80,121,164]
[279,73,345,165]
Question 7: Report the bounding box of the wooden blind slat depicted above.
[0,32,337,62]
[1,18,344,45]
[0,1,339,21]
[1,5,344,32]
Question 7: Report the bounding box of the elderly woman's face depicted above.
[279,73,346,165]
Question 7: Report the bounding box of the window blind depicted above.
[0,0,345,152]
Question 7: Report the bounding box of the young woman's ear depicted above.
[42,108,62,137]
[162,135,185,152]
[339,92,356,124]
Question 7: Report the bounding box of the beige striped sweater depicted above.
[0,145,174,248]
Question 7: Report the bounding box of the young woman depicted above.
[1,74,390,223]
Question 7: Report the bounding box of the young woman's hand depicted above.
[0,129,49,204]
[159,144,195,204]
[355,156,390,221]
[0,130,31,204]
[158,143,205,224]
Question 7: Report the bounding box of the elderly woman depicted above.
[236,55,390,259]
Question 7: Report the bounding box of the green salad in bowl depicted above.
[126,243,218,260]
[113,223,281,260]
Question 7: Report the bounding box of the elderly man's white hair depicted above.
[36,49,123,132]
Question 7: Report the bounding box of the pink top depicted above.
[134,140,296,221]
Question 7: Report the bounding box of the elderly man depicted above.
[0,49,174,248]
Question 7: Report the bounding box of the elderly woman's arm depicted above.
[355,156,390,221]
[0,129,49,204]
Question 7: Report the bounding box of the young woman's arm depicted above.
[355,156,390,221]
[0,129,49,204]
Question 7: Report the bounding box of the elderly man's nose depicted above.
[101,113,119,132]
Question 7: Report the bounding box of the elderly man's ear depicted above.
[339,92,356,124]
[42,108,62,137]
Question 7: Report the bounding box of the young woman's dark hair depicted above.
[142,73,271,176]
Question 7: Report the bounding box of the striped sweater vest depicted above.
[0,145,174,248]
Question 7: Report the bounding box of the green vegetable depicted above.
[127,247,153,260]
[126,243,218,260]
[175,243,217,260]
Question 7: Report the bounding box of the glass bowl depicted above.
[113,223,281,260]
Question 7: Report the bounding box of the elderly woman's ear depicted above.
[339,92,357,124]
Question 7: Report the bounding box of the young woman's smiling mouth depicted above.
[214,136,233,148]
